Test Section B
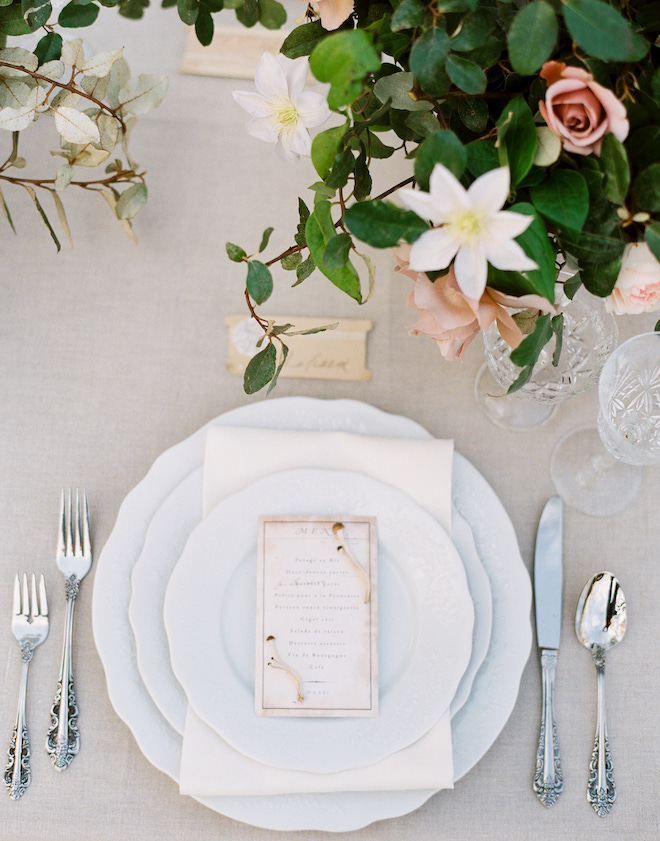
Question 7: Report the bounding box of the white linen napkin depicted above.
[179,425,456,796]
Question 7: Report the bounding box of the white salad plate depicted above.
[128,469,491,737]
[93,397,531,832]
[163,468,474,773]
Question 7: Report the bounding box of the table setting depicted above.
[1,5,660,841]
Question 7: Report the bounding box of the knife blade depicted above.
[532,495,563,807]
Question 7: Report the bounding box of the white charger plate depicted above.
[163,469,474,773]
[93,397,531,832]
[128,470,490,737]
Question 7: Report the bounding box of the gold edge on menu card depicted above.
[255,515,378,718]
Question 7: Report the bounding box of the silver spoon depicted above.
[575,571,627,817]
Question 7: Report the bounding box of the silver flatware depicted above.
[575,571,627,817]
[5,574,49,799]
[46,489,92,770]
[532,495,563,807]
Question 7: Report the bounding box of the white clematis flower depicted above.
[399,164,538,300]
[232,53,330,162]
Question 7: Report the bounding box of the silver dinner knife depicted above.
[533,495,563,807]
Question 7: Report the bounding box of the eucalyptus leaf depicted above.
[309,30,380,110]
[409,28,451,97]
[445,54,487,95]
[118,74,168,115]
[226,242,247,262]
[115,183,148,220]
[266,341,289,396]
[194,4,214,45]
[258,0,286,30]
[562,0,650,63]
[294,253,315,284]
[34,31,62,64]
[450,9,495,52]
[246,259,273,305]
[243,341,277,394]
[280,21,325,59]
[507,0,558,75]
[58,1,99,27]
[373,71,434,111]
[259,226,274,253]
[390,0,425,31]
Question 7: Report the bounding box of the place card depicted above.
[255,515,378,717]
[225,315,372,382]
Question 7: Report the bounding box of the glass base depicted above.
[475,363,557,430]
[550,426,642,517]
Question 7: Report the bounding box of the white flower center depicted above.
[448,207,488,246]
[268,96,300,138]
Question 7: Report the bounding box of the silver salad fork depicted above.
[46,489,92,770]
[5,574,49,799]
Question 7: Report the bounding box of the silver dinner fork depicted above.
[46,489,92,770]
[5,574,49,799]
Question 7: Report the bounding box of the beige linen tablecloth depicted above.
[0,7,658,841]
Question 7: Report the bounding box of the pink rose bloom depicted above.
[538,61,629,156]
[404,264,556,361]
[308,0,354,30]
[605,242,660,315]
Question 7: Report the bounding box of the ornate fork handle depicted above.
[588,648,615,816]
[5,643,34,799]
[533,649,562,807]
[46,576,80,770]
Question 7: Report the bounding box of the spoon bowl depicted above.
[575,571,627,817]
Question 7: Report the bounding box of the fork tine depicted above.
[73,489,82,557]
[81,489,91,557]
[38,574,48,617]
[65,489,73,558]
[20,573,29,617]
[12,574,20,616]
[57,489,66,559]
[29,573,38,620]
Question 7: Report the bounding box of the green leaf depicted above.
[115,183,148,220]
[457,97,488,133]
[450,9,495,52]
[226,242,247,262]
[24,185,60,252]
[507,1,558,75]
[354,150,372,200]
[344,199,428,248]
[559,229,624,266]
[563,0,650,63]
[633,163,660,213]
[600,134,630,206]
[246,259,273,305]
[280,21,325,59]
[244,342,277,394]
[281,252,302,270]
[530,170,589,234]
[465,137,499,178]
[645,223,660,264]
[306,201,361,301]
[266,342,289,395]
[579,255,621,297]
[194,4,214,45]
[626,126,660,170]
[551,313,563,367]
[323,233,352,268]
[259,226,274,253]
[508,202,555,301]
[58,1,100,27]
[414,130,466,192]
[311,122,348,179]
[390,0,425,31]
[0,4,31,34]
[294,253,315,284]
[258,0,286,29]
[496,95,537,187]
[34,31,63,64]
[294,198,309,247]
[508,313,553,393]
[326,148,355,190]
[409,28,450,97]
[445,54,487,95]
[310,30,381,110]
[373,71,435,111]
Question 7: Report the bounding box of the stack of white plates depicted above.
[92,397,531,831]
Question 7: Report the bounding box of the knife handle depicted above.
[533,649,562,807]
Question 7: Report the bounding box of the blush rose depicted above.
[538,61,629,156]
[605,242,660,315]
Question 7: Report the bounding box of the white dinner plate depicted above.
[164,469,474,773]
[93,397,531,831]
[128,470,490,736]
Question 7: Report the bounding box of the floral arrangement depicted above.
[224,0,660,394]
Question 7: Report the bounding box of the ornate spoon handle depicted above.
[5,647,33,799]
[588,649,615,816]
[533,649,562,806]
[46,580,80,770]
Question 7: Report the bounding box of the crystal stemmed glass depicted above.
[551,332,660,516]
